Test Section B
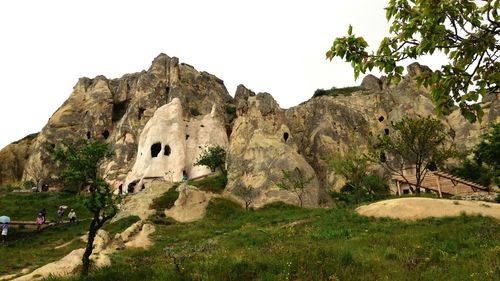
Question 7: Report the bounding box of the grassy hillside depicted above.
[46,198,499,281]
[0,191,94,276]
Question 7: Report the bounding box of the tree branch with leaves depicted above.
[276,167,314,207]
[50,140,119,275]
[371,116,456,195]
[327,0,499,122]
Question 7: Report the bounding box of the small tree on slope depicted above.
[50,140,119,275]
[372,116,455,195]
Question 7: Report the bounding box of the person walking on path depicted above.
[36,212,45,231]
[40,208,47,221]
[57,206,66,224]
[67,209,76,223]
[1,222,8,244]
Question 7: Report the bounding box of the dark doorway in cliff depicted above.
[112,101,129,122]
[138,107,146,120]
[379,152,387,163]
[185,134,190,140]
[151,142,162,158]
[384,128,389,135]
[283,132,289,142]
[86,131,91,140]
[378,116,385,122]
[164,145,171,156]
[102,130,110,140]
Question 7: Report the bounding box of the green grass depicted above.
[45,198,500,281]
[102,216,140,236]
[0,191,92,222]
[0,221,89,276]
[151,185,180,211]
[189,172,227,193]
[0,191,126,277]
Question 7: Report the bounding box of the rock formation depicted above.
[0,54,497,208]
[124,97,228,190]
[14,54,233,189]
[226,89,327,207]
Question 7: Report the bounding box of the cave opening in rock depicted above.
[379,152,387,163]
[378,116,385,122]
[283,132,289,142]
[164,145,171,156]
[86,131,91,140]
[151,142,162,158]
[112,100,129,122]
[138,107,146,120]
[186,134,190,140]
[384,128,390,135]
[102,130,110,140]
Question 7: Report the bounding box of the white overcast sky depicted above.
[0,0,446,150]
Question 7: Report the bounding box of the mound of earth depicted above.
[356,197,500,220]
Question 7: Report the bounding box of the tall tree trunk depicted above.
[82,215,99,275]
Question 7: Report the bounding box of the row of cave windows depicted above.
[84,129,387,145]
[84,116,387,148]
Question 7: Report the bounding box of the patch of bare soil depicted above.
[356,197,500,220]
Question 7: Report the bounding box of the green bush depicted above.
[312,86,364,98]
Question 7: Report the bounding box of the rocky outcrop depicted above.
[14,54,233,189]
[123,97,228,190]
[0,133,37,185]
[226,91,328,207]
[0,54,497,208]
[165,184,215,222]
[284,64,499,190]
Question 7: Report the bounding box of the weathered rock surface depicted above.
[14,53,233,189]
[356,198,500,220]
[0,55,497,209]
[124,97,228,189]
[165,184,215,222]
[0,133,37,185]
[284,65,499,190]
[226,91,327,207]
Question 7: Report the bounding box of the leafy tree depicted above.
[453,122,500,187]
[276,167,314,207]
[327,151,388,203]
[474,122,500,170]
[50,140,118,275]
[233,183,260,210]
[326,0,499,122]
[373,116,455,195]
[194,145,226,174]
[23,159,45,191]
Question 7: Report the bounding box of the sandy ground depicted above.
[356,197,500,220]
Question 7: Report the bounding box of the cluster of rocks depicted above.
[0,54,498,208]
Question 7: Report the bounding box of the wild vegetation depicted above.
[327,0,500,122]
[41,198,500,281]
[50,140,119,275]
[451,122,500,189]
[372,116,455,195]
[0,192,91,276]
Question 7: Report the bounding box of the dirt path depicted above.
[356,197,500,220]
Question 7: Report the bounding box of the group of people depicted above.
[35,206,77,231]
